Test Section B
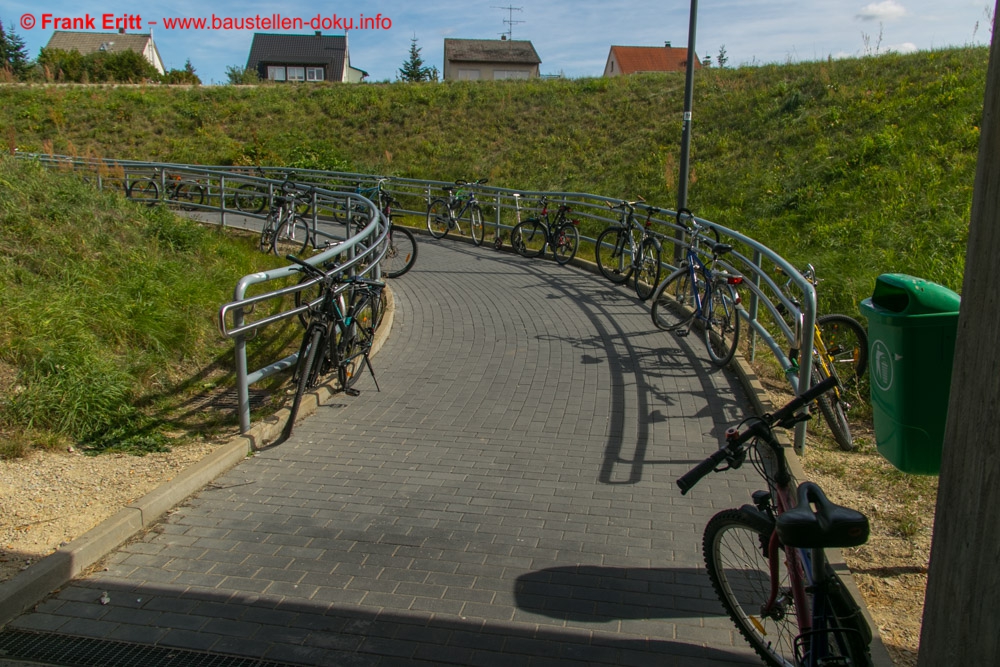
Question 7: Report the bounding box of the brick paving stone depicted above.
[7,239,764,665]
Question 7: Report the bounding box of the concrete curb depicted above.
[0,288,396,628]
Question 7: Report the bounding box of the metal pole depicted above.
[675,0,699,261]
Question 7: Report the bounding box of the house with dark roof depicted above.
[44,30,165,74]
[443,38,541,81]
[603,43,700,76]
[246,32,367,83]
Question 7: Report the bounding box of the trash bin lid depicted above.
[867,273,961,316]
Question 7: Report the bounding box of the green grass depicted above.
[1,46,985,316]
[0,157,295,458]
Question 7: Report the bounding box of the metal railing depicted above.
[23,153,819,452]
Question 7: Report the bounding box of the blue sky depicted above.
[5,0,993,84]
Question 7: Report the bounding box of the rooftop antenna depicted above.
[492,5,523,40]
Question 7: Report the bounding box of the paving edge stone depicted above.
[0,287,396,628]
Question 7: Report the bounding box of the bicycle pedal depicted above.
[676,329,690,337]
[345,387,361,397]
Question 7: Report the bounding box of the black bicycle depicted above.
[282,256,384,438]
[595,198,663,300]
[511,196,581,264]
[426,179,488,245]
[127,169,206,210]
[354,178,418,278]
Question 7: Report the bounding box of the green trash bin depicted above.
[859,274,961,475]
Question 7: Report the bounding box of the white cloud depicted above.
[889,42,919,53]
[857,1,908,22]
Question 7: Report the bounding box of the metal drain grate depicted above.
[0,630,299,667]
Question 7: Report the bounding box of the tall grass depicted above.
[0,47,986,311]
[0,157,290,458]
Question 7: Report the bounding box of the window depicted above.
[287,67,305,82]
[457,68,480,81]
[267,66,285,81]
[306,67,324,81]
[493,69,529,80]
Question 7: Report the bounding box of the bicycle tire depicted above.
[426,198,451,239]
[634,237,662,301]
[173,181,205,209]
[337,289,378,390]
[552,223,579,265]
[272,215,311,256]
[382,225,418,278]
[127,179,158,206]
[513,219,546,258]
[813,364,855,451]
[650,267,696,332]
[595,227,632,284]
[704,509,800,667]
[816,314,869,382]
[818,563,875,666]
[470,205,486,246]
[705,283,741,367]
[284,325,325,438]
[235,183,267,214]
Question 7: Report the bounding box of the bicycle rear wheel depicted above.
[235,183,268,214]
[704,510,799,667]
[382,225,418,278]
[650,268,696,332]
[552,223,579,265]
[426,199,451,239]
[816,314,869,382]
[470,205,486,246]
[272,215,311,256]
[704,283,741,367]
[595,227,632,284]
[513,219,546,258]
[633,237,662,301]
[173,181,206,210]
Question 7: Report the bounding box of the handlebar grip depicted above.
[677,448,730,495]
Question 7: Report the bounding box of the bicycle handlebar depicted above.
[676,375,839,495]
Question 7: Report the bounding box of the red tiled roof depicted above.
[609,45,700,74]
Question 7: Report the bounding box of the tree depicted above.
[165,59,201,85]
[717,45,729,68]
[398,37,436,82]
[0,19,30,79]
[225,64,259,85]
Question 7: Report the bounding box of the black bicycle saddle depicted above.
[776,482,869,549]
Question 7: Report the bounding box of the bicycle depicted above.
[678,375,873,667]
[650,209,744,366]
[595,198,664,300]
[511,196,581,264]
[259,178,312,256]
[776,264,869,451]
[282,255,384,438]
[232,166,313,217]
[353,178,418,278]
[127,170,206,209]
[426,179,488,245]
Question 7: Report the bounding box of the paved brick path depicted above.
[7,238,765,665]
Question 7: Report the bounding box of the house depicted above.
[44,30,165,74]
[603,43,700,76]
[246,32,367,83]
[443,38,541,81]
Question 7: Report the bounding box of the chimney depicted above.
[665,41,671,48]
[119,28,125,34]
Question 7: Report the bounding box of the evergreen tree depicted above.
[0,20,30,78]
[398,37,435,82]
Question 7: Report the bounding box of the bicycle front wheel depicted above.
[812,363,854,451]
[817,314,869,382]
[272,215,311,256]
[284,326,325,438]
[513,219,546,258]
[337,289,379,390]
[704,510,800,667]
[127,179,158,206]
[383,225,418,278]
[235,183,268,214]
[633,238,662,301]
[426,199,451,238]
[595,227,632,284]
[650,268,696,332]
[470,205,486,246]
[552,223,580,265]
[704,283,741,366]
